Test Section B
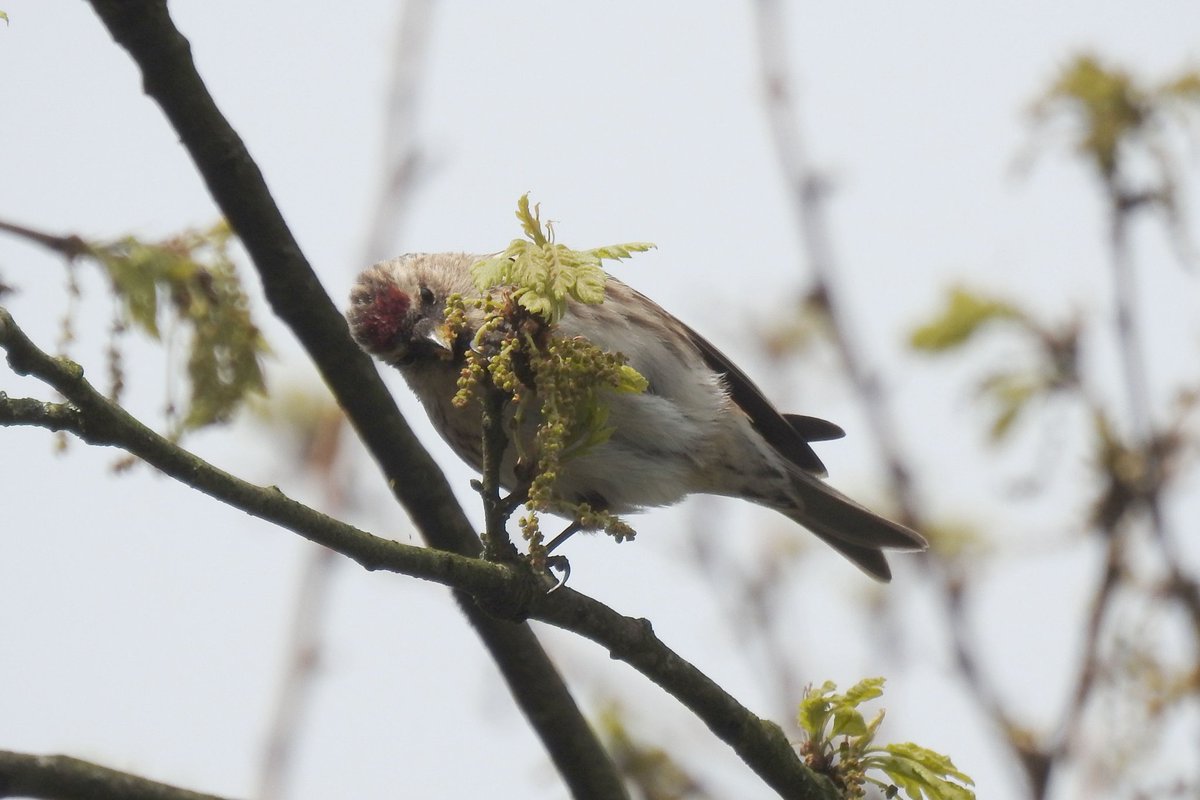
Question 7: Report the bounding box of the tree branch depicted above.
[0,219,90,259]
[0,307,499,586]
[1,305,836,799]
[0,750,233,800]
[77,2,625,797]
[0,394,85,432]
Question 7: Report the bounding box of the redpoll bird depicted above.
[347,253,925,580]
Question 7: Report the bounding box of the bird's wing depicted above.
[782,413,845,442]
[682,325,833,475]
[603,278,842,476]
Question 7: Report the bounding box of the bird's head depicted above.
[347,253,479,365]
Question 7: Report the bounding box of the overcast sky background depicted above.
[2,2,1198,799]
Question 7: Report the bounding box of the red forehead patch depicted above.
[355,282,411,352]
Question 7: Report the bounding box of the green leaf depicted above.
[470,254,512,290]
[796,678,974,800]
[910,287,1025,352]
[885,743,975,785]
[470,194,655,325]
[866,743,976,800]
[615,364,648,394]
[843,676,886,706]
[797,680,838,738]
[863,708,886,739]
[830,707,868,737]
[0,11,9,24]
[520,291,553,320]
[586,242,657,261]
[515,192,549,246]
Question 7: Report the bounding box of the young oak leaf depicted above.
[470,193,654,324]
[798,678,975,800]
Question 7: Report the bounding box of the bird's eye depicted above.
[419,286,435,306]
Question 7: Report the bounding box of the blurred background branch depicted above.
[748,5,1200,800]
[255,2,435,797]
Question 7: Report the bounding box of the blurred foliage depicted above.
[796,678,975,800]
[908,288,1026,353]
[250,383,347,473]
[916,519,986,562]
[599,706,713,800]
[86,221,268,436]
[1086,408,1189,533]
[760,286,830,362]
[911,287,1079,442]
[1031,54,1200,188]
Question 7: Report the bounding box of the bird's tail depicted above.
[778,471,926,582]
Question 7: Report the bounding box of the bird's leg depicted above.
[498,484,529,517]
[544,520,584,554]
[538,520,585,593]
[543,555,571,593]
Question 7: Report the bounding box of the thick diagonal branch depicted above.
[0,750,233,800]
[76,2,622,796]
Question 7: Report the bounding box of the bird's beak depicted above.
[417,321,455,359]
[426,327,451,350]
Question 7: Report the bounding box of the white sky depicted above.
[2,2,1198,799]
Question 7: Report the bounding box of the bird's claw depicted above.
[544,555,571,592]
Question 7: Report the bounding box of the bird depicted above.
[347,252,926,580]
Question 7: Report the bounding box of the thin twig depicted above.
[753,0,918,529]
[254,544,338,800]
[1068,182,1200,781]
[360,0,435,266]
[0,395,85,432]
[254,403,350,800]
[684,507,805,718]
[1108,197,1155,443]
[1054,531,1122,764]
[0,219,90,259]
[480,381,520,562]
